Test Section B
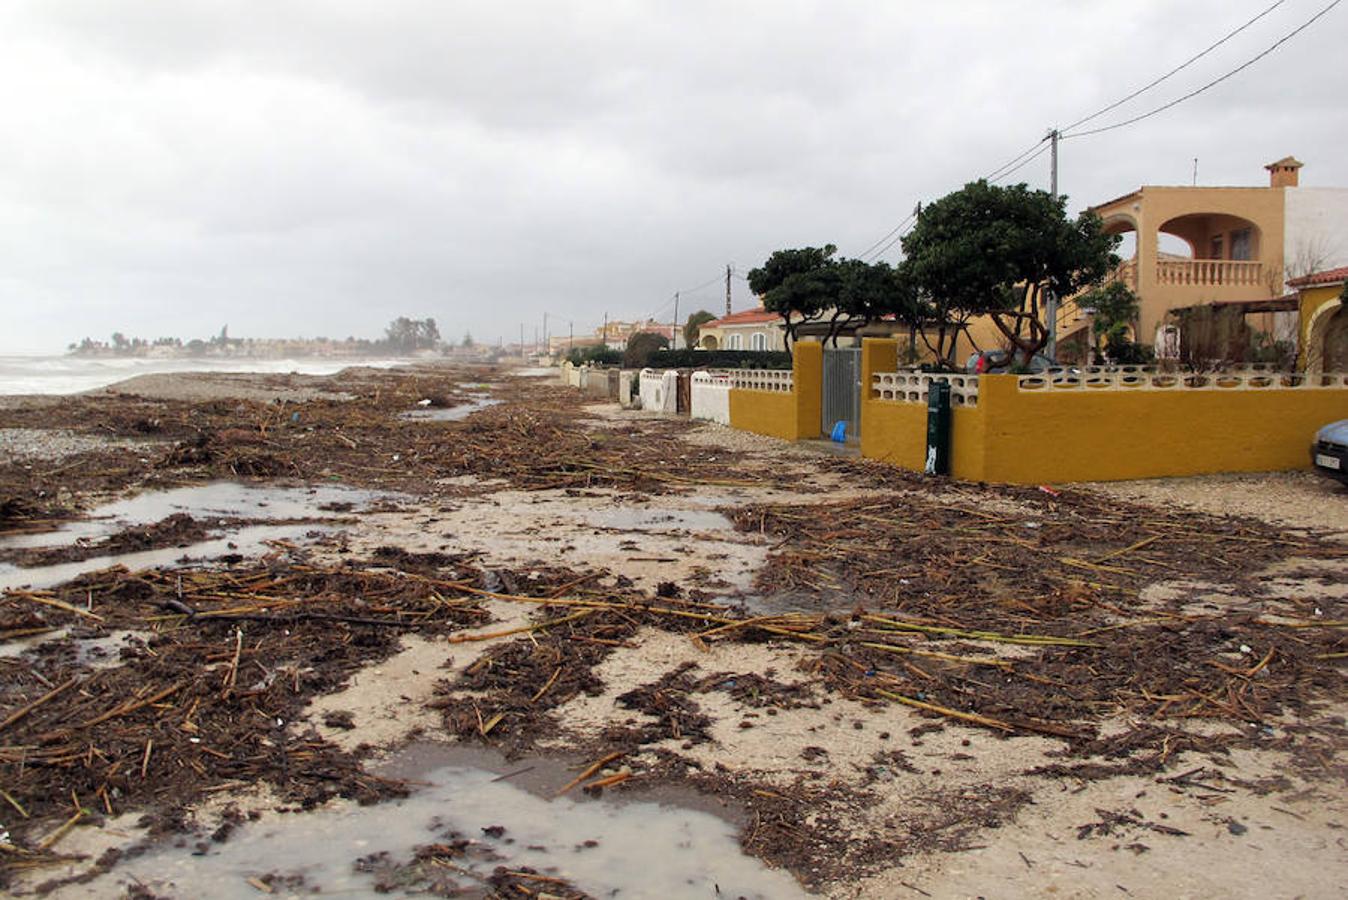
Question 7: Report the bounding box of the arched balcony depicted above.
[1100,213,1140,291]
[1154,213,1265,289]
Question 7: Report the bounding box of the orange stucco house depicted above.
[1059,156,1348,359]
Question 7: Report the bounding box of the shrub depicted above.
[645,349,793,369]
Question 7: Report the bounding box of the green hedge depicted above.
[646,349,792,370]
[566,346,624,367]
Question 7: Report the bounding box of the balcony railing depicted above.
[1156,259,1263,287]
[1055,257,1267,339]
[1115,259,1138,291]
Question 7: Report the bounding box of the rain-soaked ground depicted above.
[0,481,398,591]
[64,742,805,899]
[399,393,502,421]
[2,364,1346,899]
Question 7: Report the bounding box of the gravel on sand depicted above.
[1087,469,1348,539]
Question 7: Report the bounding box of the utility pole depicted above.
[602,312,608,347]
[672,292,680,350]
[1046,128,1061,361]
[725,264,732,316]
[1048,128,1059,198]
[568,320,573,355]
[543,312,548,356]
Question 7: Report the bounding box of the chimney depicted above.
[1265,156,1303,188]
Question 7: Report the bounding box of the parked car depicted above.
[964,349,1056,374]
[1311,419,1348,484]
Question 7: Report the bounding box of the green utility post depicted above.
[925,381,951,476]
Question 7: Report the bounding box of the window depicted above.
[1230,228,1252,261]
[1209,235,1224,260]
[750,332,767,351]
[727,333,743,350]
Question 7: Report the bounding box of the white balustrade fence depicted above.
[1018,365,1348,392]
[872,370,980,406]
[729,369,793,393]
[638,369,679,413]
[690,371,732,424]
[871,364,1348,401]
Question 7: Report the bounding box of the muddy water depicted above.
[0,628,148,666]
[593,507,734,532]
[0,482,395,591]
[77,743,806,899]
[399,393,501,421]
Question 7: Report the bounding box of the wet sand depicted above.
[1,364,1344,899]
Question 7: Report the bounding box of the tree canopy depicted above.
[901,180,1118,366]
[747,245,839,347]
[384,317,440,353]
[832,259,926,346]
[1077,280,1144,364]
[683,310,717,348]
[623,331,669,368]
[567,344,622,367]
[747,246,925,348]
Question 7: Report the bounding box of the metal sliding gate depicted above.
[821,347,862,442]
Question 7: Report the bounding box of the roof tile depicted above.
[1288,265,1348,288]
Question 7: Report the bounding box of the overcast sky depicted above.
[1,0,1344,352]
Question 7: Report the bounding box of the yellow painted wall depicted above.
[861,340,921,466]
[950,405,986,477]
[727,341,824,441]
[859,338,1348,484]
[793,341,822,439]
[860,340,898,438]
[1299,282,1345,370]
[861,338,988,474]
[863,398,928,470]
[973,375,1348,483]
[729,388,798,440]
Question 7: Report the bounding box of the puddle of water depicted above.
[0,627,150,667]
[0,482,396,592]
[399,394,501,422]
[594,507,733,532]
[733,589,866,616]
[0,525,336,592]
[0,482,385,551]
[84,746,806,899]
[72,629,149,668]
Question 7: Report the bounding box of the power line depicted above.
[855,208,918,261]
[674,274,727,295]
[1064,0,1341,139]
[1061,0,1287,134]
[989,141,1052,183]
[675,274,724,296]
[865,216,920,261]
[981,138,1050,182]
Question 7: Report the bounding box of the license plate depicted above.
[1316,453,1342,470]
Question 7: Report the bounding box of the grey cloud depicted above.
[2,1,1345,352]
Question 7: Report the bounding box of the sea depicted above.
[0,353,416,396]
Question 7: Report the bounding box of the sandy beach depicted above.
[1,362,1345,899]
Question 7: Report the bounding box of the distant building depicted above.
[695,307,786,351]
[547,319,678,356]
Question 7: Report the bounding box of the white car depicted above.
[1311,419,1348,484]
